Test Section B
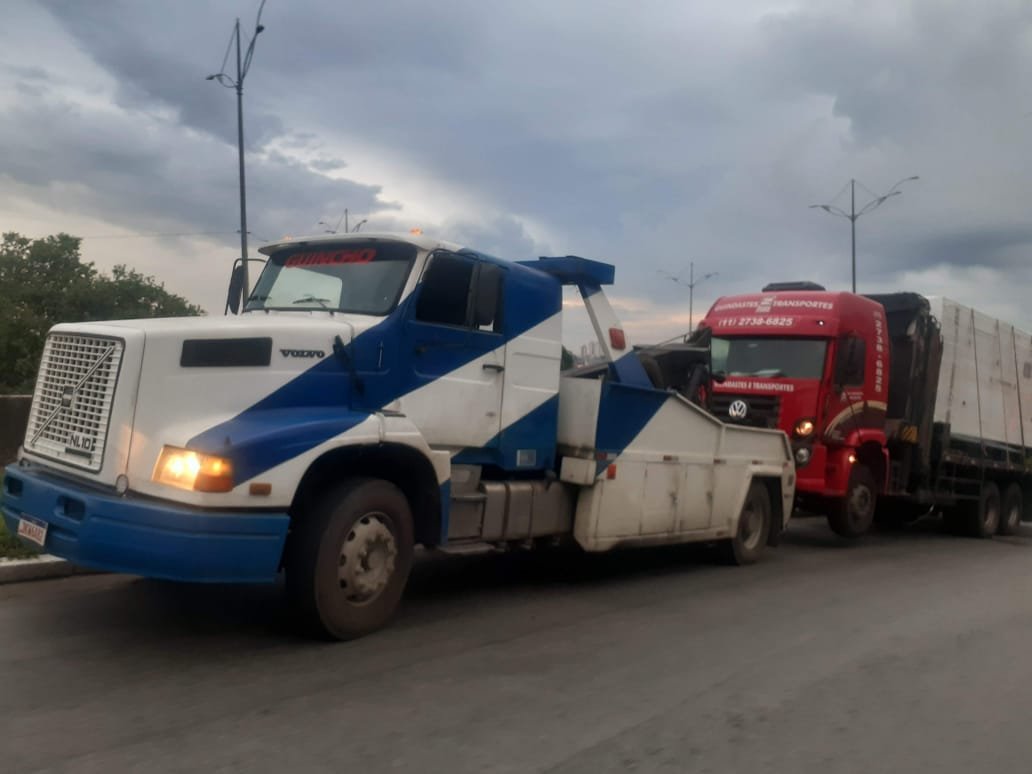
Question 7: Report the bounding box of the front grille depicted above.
[711,393,781,429]
[24,333,124,472]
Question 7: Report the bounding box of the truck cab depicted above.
[700,285,889,536]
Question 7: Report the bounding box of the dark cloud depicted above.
[0,91,388,246]
[4,0,1032,337]
[308,157,348,172]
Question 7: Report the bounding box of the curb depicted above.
[0,555,102,585]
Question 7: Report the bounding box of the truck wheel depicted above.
[964,481,1001,539]
[998,483,1022,536]
[720,481,771,566]
[828,465,877,539]
[286,478,414,640]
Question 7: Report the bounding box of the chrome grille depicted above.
[24,333,123,472]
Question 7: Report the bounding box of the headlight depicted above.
[794,418,816,438]
[153,446,234,493]
[795,447,812,466]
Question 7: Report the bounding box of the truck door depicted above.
[401,252,505,450]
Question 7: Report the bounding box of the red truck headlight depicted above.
[794,419,816,438]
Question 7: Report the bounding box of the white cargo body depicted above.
[930,297,1032,450]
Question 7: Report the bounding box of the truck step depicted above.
[434,542,499,557]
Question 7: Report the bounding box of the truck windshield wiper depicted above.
[292,295,333,308]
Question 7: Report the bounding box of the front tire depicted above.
[286,478,414,640]
[720,481,771,566]
[828,465,877,539]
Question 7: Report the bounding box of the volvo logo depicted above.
[280,349,326,359]
[728,399,749,420]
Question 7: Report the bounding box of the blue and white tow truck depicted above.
[2,233,794,639]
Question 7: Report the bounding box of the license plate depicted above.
[17,515,48,548]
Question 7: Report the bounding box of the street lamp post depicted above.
[810,176,919,293]
[658,261,718,331]
[207,0,267,309]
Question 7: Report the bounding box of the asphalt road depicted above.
[4,516,1032,773]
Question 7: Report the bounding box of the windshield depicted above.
[712,336,828,380]
[245,240,417,315]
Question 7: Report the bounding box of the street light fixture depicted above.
[351,219,368,233]
[810,175,919,293]
[206,0,267,310]
[658,261,719,331]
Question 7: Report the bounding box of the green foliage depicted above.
[0,232,204,394]
[0,513,38,559]
[561,346,576,371]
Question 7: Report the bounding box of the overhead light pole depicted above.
[206,0,267,309]
[658,261,718,331]
[810,175,919,293]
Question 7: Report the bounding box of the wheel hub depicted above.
[741,502,763,550]
[339,514,397,603]
[849,486,872,524]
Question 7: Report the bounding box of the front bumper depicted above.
[2,464,290,584]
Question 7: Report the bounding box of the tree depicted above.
[561,346,576,370]
[0,232,203,394]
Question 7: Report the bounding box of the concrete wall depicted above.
[1,396,31,465]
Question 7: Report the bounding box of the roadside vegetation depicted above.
[0,517,37,560]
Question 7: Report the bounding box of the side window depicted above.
[835,335,866,386]
[473,263,503,333]
[414,253,504,333]
[415,254,474,327]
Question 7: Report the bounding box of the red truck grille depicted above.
[711,394,781,429]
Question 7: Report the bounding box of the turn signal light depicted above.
[153,446,234,493]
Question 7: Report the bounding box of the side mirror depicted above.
[226,262,245,315]
[224,258,267,315]
[711,370,727,384]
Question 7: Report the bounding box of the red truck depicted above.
[699,283,1032,539]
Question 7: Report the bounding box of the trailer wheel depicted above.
[828,465,877,539]
[998,483,1022,536]
[286,478,414,640]
[963,481,1001,539]
[720,481,771,566]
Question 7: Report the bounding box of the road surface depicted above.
[4,517,1032,773]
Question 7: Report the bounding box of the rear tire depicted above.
[998,483,1022,536]
[963,481,1000,539]
[720,481,771,566]
[286,478,414,640]
[828,465,877,539]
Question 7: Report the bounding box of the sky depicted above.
[3,0,1032,347]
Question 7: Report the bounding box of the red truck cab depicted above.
[699,283,890,537]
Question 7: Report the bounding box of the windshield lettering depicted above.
[285,248,377,268]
